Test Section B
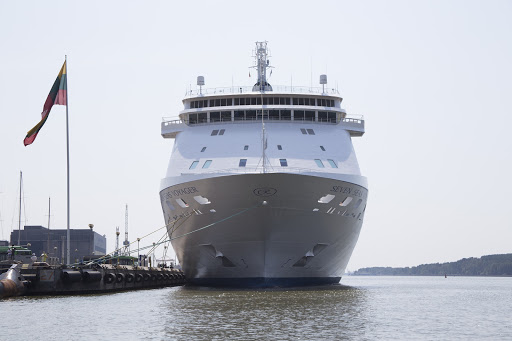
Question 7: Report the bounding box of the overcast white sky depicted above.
[1,0,511,270]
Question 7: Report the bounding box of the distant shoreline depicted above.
[352,253,512,277]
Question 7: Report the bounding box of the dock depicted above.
[0,262,185,298]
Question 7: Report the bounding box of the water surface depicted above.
[1,276,510,340]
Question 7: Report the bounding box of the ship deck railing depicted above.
[161,115,364,126]
[181,166,341,176]
[184,85,340,98]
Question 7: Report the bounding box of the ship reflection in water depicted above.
[162,284,370,340]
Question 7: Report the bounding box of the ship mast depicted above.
[252,41,273,173]
[252,41,273,92]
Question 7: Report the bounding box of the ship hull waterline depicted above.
[160,173,368,287]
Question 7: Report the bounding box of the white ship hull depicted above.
[160,173,368,287]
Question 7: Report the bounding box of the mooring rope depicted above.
[79,204,257,267]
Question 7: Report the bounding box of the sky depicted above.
[0,0,511,271]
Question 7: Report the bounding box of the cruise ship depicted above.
[159,42,368,287]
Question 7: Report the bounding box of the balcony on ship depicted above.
[161,113,364,138]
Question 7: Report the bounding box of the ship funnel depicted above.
[320,74,327,93]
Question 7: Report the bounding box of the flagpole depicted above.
[65,55,71,265]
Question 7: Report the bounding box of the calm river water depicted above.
[1,276,510,340]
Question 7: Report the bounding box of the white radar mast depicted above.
[252,41,273,92]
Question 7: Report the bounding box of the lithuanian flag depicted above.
[24,61,67,146]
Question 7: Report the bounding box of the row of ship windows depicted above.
[189,97,336,109]
[189,110,338,124]
[210,128,316,136]
[200,145,327,152]
[188,158,338,169]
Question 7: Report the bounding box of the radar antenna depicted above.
[252,41,273,92]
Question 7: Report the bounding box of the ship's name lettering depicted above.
[164,187,198,199]
[331,186,363,197]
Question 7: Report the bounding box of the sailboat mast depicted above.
[18,171,22,245]
[47,197,51,254]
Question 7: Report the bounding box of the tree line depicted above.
[353,253,512,276]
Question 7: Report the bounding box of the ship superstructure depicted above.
[160,42,368,286]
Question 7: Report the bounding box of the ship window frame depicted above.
[221,111,231,122]
[234,110,245,121]
[239,159,247,167]
[189,161,199,170]
[314,159,325,168]
[279,159,288,167]
[202,160,212,169]
[210,112,221,122]
[305,111,315,121]
[280,109,291,120]
[295,110,305,121]
[188,113,198,124]
[198,112,207,123]
[246,110,256,120]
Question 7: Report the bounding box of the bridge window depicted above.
[202,160,212,169]
[219,129,225,135]
[281,110,291,120]
[314,159,325,168]
[201,147,206,152]
[295,110,305,121]
[246,110,256,120]
[269,109,279,120]
[277,145,282,150]
[307,129,315,135]
[280,159,288,167]
[327,159,338,168]
[244,145,249,150]
[211,130,219,136]
[189,113,198,124]
[320,146,325,151]
[221,111,231,121]
[305,111,315,121]
[210,112,220,122]
[234,110,245,120]
[189,161,199,170]
[198,112,207,123]
[239,159,247,167]
[300,128,307,134]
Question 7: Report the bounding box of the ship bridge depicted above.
[161,41,364,138]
